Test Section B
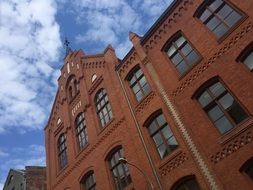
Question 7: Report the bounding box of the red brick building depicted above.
[45,0,253,189]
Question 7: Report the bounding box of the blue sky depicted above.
[0,0,172,188]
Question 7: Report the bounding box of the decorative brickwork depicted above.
[160,152,188,177]
[144,0,193,52]
[135,91,156,114]
[84,61,105,69]
[211,129,253,164]
[172,21,253,98]
[88,76,103,95]
[118,52,137,76]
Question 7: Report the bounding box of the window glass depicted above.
[243,52,253,70]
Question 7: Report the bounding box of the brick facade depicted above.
[45,0,253,189]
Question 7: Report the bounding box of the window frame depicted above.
[126,65,151,102]
[163,31,202,77]
[81,171,96,190]
[237,42,253,72]
[57,133,68,170]
[107,147,132,190]
[194,0,246,42]
[171,175,201,190]
[95,88,113,128]
[75,112,88,151]
[145,111,179,159]
[195,78,249,135]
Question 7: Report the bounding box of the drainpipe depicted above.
[116,70,164,190]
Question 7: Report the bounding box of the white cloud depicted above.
[0,149,9,157]
[0,0,62,133]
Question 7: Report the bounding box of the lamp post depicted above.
[118,158,155,190]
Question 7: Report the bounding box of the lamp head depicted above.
[118,158,128,164]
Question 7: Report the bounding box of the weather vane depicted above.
[64,37,72,57]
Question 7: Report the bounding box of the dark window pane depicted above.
[225,11,241,27]
[200,9,212,22]
[217,4,233,18]
[175,36,186,47]
[207,17,220,31]
[213,23,228,38]
[198,91,212,107]
[135,69,142,78]
[208,105,223,121]
[153,133,163,146]
[161,126,173,139]
[245,164,253,180]
[187,51,199,65]
[209,82,226,97]
[148,121,157,134]
[158,144,167,158]
[167,137,178,151]
[227,102,248,124]
[215,115,234,134]
[218,93,234,110]
[181,43,192,56]
[176,61,188,74]
[157,114,166,126]
[172,53,183,65]
[244,52,253,70]
[167,45,176,57]
[210,0,223,11]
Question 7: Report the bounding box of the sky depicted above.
[0,0,172,188]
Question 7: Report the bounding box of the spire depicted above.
[64,37,73,57]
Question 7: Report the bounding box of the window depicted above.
[196,0,244,39]
[172,176,201,190]
[237,42,253,71]
[146,112,178,159]
[108,148,132,190]
[240,157,253,181]
[95,89,113,127]
[58,134,68,169]
[127,67,151,101]
[165,33,200,75]
[197,80,249,134]
[82,171,96,190]
[66,75,79,102]
[76,113,88,150]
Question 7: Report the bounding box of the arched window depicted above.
[107,148,132,190]
[76,113,88,150]
[58,133,68,169]
[81,171,96,190]
[237,42,253,72]
[66,75,79,102]
[127,66,151,102]
[95,89,113,127]
[194,0,244,39]
[172,175,201,190]
[164,32,200,75]
[196,79,249,134]
[146,112,178,159]
[240,157,253,181]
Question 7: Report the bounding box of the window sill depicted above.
[97,118,115,136]
[220,117,253,146]
[158,148,182,169]
[216,15,248,44]
[56,164,69,178]
[134,91,154,109]
[178,57,203,80]
[75,143,90,159]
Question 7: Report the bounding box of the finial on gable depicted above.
[64,37,73,57]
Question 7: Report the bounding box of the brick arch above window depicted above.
[239,157,253,181]
[162,31,201,76]
[236,42,253,72]
[80,170,96,190]
[171,175,201,190]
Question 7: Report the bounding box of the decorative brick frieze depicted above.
[135,91,156,114]
[172,21,253,98]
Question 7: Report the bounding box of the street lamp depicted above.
[118,158,155,190]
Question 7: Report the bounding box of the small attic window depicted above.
[91,74,97,83]
[57,118,62,126]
